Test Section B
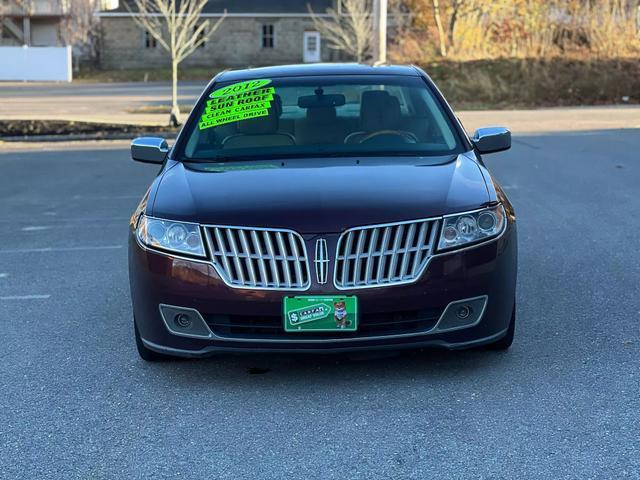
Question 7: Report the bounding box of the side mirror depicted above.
[472,127,511,154]
[131,137,169,164]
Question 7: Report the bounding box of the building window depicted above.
[307,34,318,53]
[194,25,206,48]
[262,24,274,48]
[144,30,157,49]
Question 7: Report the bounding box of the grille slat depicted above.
[387,224,405,281]
[412,222,429,274]
[364,227,379,284]
[335,219,439,289]
[225,229,245,285]
[288,232,304,287]
[341,231,354,287]
[263,231,281,286]
[275,231,293,288]
[399,223,417,279]
[237,229,257,285]
[250,230,269,285]
[353,230,367,285]
[377,227,392,283]
[206,226,310,290]
[212,228,233,279]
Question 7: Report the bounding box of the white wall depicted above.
[0,46,72,82]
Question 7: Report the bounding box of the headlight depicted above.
[438,205,506,251]
[136,215,206,257]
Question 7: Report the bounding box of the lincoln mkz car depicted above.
[128,63,517,361]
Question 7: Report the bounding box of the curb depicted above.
[0,132,178,143]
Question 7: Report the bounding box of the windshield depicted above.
[181,75,464,161]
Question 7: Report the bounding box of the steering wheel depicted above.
[358,130,418,144]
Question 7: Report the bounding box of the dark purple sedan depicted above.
[128,63,517,361]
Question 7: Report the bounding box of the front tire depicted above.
[486,302,515,351]
[134,319,173,361]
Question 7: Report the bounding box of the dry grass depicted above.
[424,58,640,110]
[388,1,640,109]
[391,0,640,62]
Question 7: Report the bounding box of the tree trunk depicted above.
[169,59,181,127]
[432,0,447,57]
[448,0,460,49]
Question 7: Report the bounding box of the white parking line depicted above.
[0,245,123,254]
[0,294,50,300]
[72,194,141,200]
[21,226,52,232]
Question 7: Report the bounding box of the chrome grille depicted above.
[205,226,310,290]
[334,219,440,289]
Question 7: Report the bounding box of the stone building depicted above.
[96,0,339,70]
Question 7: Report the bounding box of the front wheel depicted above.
[134,319,173,361]
[486,302,515,351]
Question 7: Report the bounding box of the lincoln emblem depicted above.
[314,238,329,284]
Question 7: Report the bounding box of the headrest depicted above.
[306,106,336,124]
[237,94,282,135]
[360,90,401,131]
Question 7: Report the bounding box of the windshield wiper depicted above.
[183,154,271,163]
[183,149,459,163]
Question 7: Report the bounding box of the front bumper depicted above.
[129,223,517,356]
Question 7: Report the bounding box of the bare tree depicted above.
[61,0,101,67]
[431,0,447,57]
[309,0,373,63]
[127,0,226,125]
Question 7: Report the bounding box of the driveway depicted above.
[0,129,638,478]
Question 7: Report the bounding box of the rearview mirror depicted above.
[131,137,169,164]
[298,94,346,108]
[472,127,511,154]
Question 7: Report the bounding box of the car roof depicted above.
[216,63,421,82]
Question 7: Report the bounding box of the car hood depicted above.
[151,154,490,234]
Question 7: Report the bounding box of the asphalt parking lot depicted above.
[1,129,639,478]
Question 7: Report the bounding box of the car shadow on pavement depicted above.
[149,346,517,389]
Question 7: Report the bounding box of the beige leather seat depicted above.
[222,95,295,149]
[344,91,403,144]
[296,106,346,145]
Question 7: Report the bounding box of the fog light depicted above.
[435,296,488,332]
[456,305,472,319]
[174,313,192,329]
[159,304,212,339]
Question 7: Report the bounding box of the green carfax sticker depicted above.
[283,296,358,332]
[199,79,274,130]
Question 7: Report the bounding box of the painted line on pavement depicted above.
[0,245,123,254]
[21,226,52,232]
[72,194,142,200]
[0,294,51,301]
